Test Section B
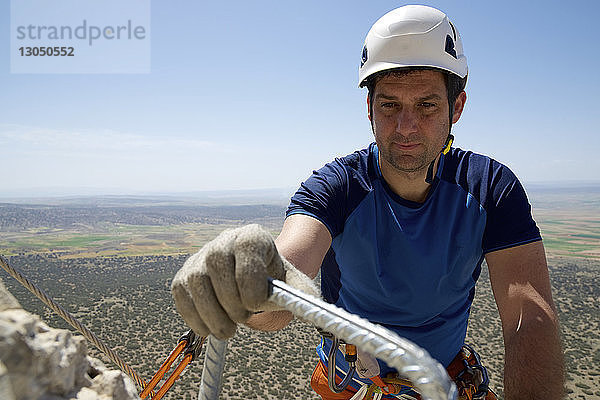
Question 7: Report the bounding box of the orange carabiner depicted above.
[140,339,188,398]
[140,330,204,400]
[152,351,195,399]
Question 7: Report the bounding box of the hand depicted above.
[171,224,317,339]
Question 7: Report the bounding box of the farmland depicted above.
[1,186,598,399]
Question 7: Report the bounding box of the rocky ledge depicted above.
[0,277,140,400]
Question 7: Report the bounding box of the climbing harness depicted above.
[140,330,205,400]
[314,329,496,400]
[316,327,417,399]
[318,327,416,397]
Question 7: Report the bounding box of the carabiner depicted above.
[327,337,357,393]
[457,344,490,400]
[140,329,205,400]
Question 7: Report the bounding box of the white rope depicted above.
[198,278,457,400]
[198,336,228,400]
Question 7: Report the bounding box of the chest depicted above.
[330,184,486,316]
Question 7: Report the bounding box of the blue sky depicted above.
[1,0,599,196]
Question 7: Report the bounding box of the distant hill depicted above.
[0,188,296,206]
[0,202,286,231]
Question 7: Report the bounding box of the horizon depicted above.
[1,180,599,203]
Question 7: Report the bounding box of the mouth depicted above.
[394,143,421,151]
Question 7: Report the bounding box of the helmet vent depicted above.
[445,35,457,59]
[360,45,368,68]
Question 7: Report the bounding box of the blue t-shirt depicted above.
[286,143,541,382]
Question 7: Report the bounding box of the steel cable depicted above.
[0,256,149,391]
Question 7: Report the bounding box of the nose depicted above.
[395,107,418,136]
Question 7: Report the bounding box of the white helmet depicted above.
[358,5,468,87]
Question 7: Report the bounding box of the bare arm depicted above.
[486,241,564,399]
[245,214,332,331]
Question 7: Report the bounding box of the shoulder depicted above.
[309,144,376,190]
[441,147,521,209]
[286,144,376,237]
[443,147,517,181]
[323,144,373,175]
[442,149,541,252]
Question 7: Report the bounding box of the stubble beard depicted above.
[379,138,440,175]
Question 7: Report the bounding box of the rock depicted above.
[89,370,140,400]
[0,360,17,400]
[0,277,21,311]
[0,282,140,400]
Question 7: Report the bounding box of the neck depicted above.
[379,154,441,203]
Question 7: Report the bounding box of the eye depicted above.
[380,102,396,109]
[419,102,436,108]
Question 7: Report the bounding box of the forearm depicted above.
[503,317,564,399]
[244,310,294,331]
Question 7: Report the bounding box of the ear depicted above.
[451,91,467,124]
[367,95,372,121]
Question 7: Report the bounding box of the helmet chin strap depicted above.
[425,133,454,184]
[425,102,455,184]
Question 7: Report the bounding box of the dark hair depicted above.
[364,67,467,123]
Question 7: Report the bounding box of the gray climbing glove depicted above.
[355,346,381,379]
[171,224,318,339]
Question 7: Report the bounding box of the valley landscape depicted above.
[1,185,598,399]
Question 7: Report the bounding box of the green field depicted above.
[0,222,285,258]
[0,223,230,258]
[2,217,598,259]
[533,211,600,259]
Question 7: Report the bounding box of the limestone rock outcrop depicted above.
[0,277,140,400]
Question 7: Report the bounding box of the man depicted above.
[171,5,564,399]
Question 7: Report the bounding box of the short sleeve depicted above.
[482,166,541,253]
[286,160,348,238]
